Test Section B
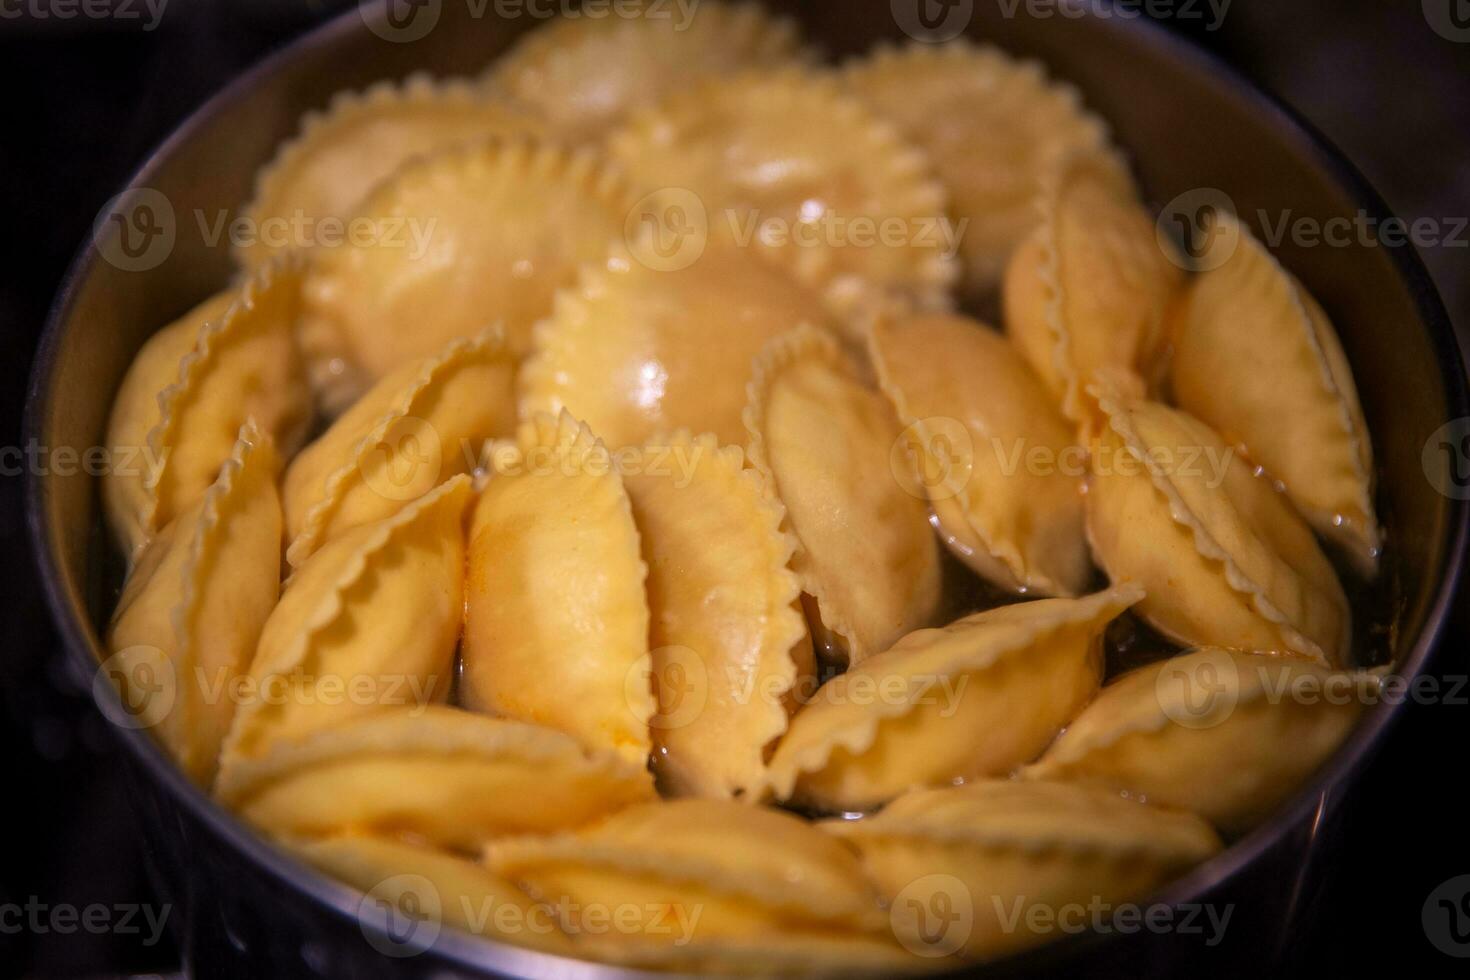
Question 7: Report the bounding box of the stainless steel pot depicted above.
[25,1,1469,976]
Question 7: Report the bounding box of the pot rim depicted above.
[23,2,1470,975]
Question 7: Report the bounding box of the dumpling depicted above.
[869,312,1090,595]
[606,68,956,330]
[105,422,281,786]
[621,431,811,799]
[283,832,575,956]
[483,799,910,974]
[299,138,631,413]
[744,326,940,665]
[221,475,472,765]
[842,41,1110,295]
[765,586,1142,811]
[462,412,652,766]
[237,74,543,269]
[282,327,516,568]
[108,257,310,559]
[1004,150,1183,432]
[518,236,839,449]
[216,705,654,851]
[1085,383,1350,665]
[1024,647,1379,833]
[484,0,804,143]
[103,290,235,559]
[1169,209,1380,574]
[824,780,1221,960]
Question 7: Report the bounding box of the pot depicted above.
[25,1,1469,976]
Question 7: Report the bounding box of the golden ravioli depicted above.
[744,326,940,665]
[221,476,472,766]
[825,780,1221,961]
[869,312,1090,596]
[237,74,543,269]
[1086,385,1350,665]
[299,138,631,413]
[217,706,654,851]
[462,412,653,766]
[115,258,311,558]
[1025,647,1379,833]
[843,41,1110,295]
[484,799,902,971]
[484,0,804,143]
[1004,150,1183,432]
[283,833,576,956]
[606,69,956,329]
[282,327,516,569]
[622,431,811,800]
[765,586,1141,811]
[518,237,838,449]
[1170,209,1379,574]
[106,423,281,786]
[103,290,235,559]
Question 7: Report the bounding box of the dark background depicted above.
[1,1,1467,977]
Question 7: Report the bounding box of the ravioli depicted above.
[1004,150,1183,433]
[744,326,941,665]
[299,138,631,413]
[869,312,1090,595]
[483,799,904,970]
[1085,383,1350,665]
[238,74,543,269]
[282,327,516,568]
[606,68,956,330]
[1025,647,1379,833]
[129,258,311,554]
[518,236,839,449]
[825,780,1221,960]
[283,833,575,955]
[621,431,811,799]
[842,41,1110,295]
[221,475,472,766]
[765,586,1141,811]
[106,422,281,786]
[462,412,653,766]
[103,290,235,559]
[217,706,654,851]
[1169,209,1380,574]
[485,0,804,143]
